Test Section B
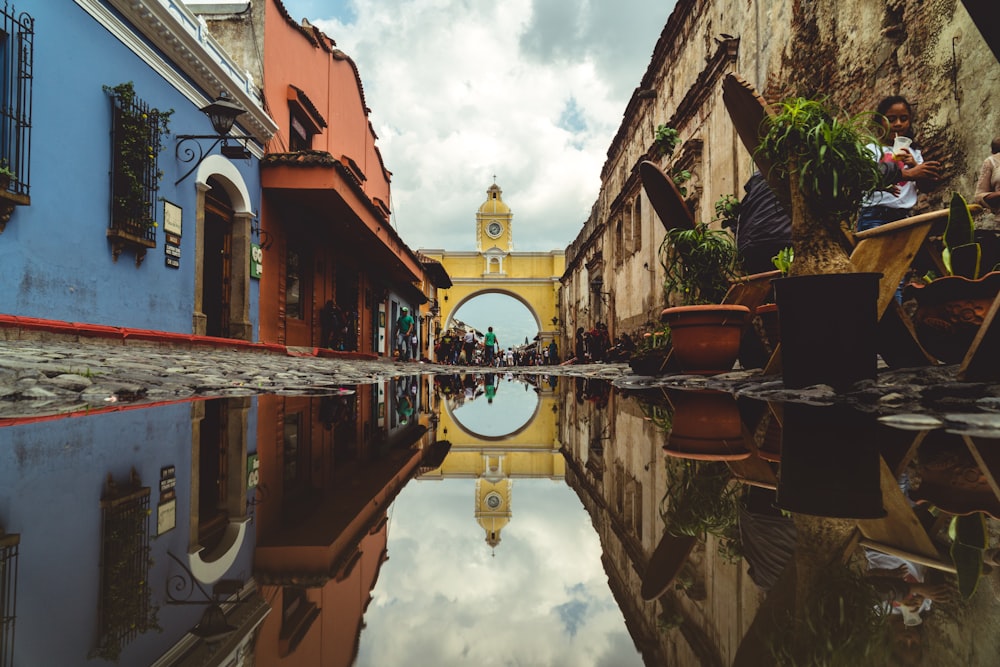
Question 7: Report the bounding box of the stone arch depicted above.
[191,155,254,339]
[444,288,543,334]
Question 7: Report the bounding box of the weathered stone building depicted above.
[561,0,999,346]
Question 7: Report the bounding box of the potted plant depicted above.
[627,325,675,376]
[904,192,1000,363]
[0,161,16,191]
[754,96,886,389]
[659,220,750,374]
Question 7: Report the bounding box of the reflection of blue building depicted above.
[0,1,275,338]
[0,400,264,665]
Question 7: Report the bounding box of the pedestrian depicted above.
[463,329,476,365]
[548,339,559,364]
[483,326,498,367]
[395,306,415,361]
[731,171,792,274]
[974,136,1000,231]
[857,96,942,233]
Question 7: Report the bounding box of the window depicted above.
[0,6,32,199]
[105,82,170,244]
[289,112,312,151]
[286,246,303,319]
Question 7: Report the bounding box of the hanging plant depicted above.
[103,82,173,232]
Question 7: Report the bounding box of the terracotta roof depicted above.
[261,149,339,167]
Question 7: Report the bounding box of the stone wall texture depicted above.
[562,0,998,346]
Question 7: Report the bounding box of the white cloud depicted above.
[355,479,643,666]
[282,0,674,253]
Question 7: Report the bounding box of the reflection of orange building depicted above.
[252,389,440,666]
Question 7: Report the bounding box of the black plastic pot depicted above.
[772,272,881,390]
[776,403,886,519]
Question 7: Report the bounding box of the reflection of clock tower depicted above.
[475,475,512,552]
[477,182,513,270]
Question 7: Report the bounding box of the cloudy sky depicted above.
[356,478,643,667]
[280,0,675,253]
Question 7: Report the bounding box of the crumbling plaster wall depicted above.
[565,0,997,343]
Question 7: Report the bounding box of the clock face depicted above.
[485,493,502,509]
[486,221,503,238]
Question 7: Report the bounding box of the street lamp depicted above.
[175,91,254,184]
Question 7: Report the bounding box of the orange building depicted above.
[248,0,434,352]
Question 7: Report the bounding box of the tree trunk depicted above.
[787,176,855,276]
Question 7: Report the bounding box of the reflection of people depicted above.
[857,96,942,233]
[975,136,1000,230]
[396,306,415,361]
[394,378,415,424]
[484,373,497,403]
[864,549,952,626]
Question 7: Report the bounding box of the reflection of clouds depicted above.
[357,480,642,667]
[452,378,539,437]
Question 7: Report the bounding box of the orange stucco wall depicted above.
[263,0,390,204]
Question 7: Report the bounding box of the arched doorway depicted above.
[203,177,232,338]
[193,155,254,340]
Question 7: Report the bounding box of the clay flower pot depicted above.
[660,304,750,374]
[904,271,1000,364]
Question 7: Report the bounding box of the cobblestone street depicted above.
[3,336,1000,432]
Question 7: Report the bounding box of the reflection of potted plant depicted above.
[755,97,885,389]
[659,221,749,374]
[662,389,749,460]
[904,192,1000,363]
[661,459,743,556]
[765,562,890,666]
[643,459,743,601]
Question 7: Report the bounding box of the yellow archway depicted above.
[420,182,565,350]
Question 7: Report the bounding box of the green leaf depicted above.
[950,513,987,600]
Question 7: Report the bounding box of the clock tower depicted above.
[476,181,513,253]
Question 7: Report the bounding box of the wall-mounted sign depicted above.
[165,256,180,269]
[158,465,177,535]
[247,453,259,489]
[163,200,182,235]
[251,243,263,279]
[164,245,181,258]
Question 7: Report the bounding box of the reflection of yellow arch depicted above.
[444,387,540,441]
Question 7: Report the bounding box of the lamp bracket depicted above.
[174,135,255,185]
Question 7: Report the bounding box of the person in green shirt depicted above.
[396,307,415,361]
[483,326,498,367]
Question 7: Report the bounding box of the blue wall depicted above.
[0,2,261,335]
[0,399,259,666]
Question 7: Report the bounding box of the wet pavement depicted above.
[2,335,1000,429]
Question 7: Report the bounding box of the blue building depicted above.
[0,0,277,339]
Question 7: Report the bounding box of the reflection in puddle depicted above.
[1,376,998,665]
